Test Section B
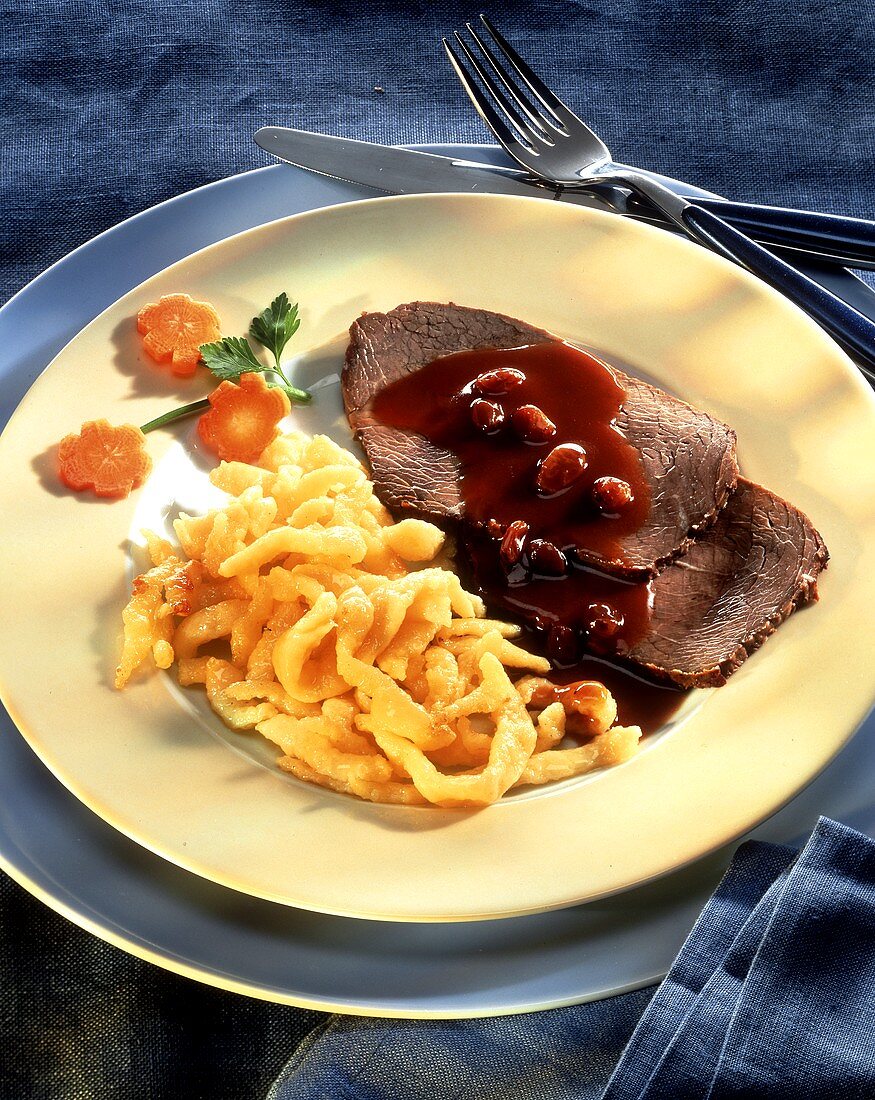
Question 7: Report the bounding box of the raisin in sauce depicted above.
[367,342,686,733]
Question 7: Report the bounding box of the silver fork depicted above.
[444,15,875,377]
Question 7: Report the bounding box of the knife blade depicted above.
[254,127,875,270]
[254,127,612,210]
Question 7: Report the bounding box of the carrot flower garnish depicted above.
[55,291,310,501]
[197,372,291,462]
[137,293,221,377]
[58,420,152,499]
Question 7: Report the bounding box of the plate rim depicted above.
[1,187,875,919]
[0,155,873,1015]
[0,851,667,1018]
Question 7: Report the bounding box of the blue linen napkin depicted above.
[270,818,875,1100]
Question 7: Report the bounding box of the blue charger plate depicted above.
[1,148,873,1016]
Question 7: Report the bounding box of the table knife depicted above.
[254,127,875,270]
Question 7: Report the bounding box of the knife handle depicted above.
[681,205,875,382]
[693,197,875,269]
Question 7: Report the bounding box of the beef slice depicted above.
[343,301,738,578]
[632,477,829,687]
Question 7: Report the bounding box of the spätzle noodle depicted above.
[116,430,641,807]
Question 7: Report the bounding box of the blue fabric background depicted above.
[3,0,874,305]
[1,1,873,1097]
[265,822,875,1100]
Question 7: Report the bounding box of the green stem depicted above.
[273,360,313,404]
[140,398,211,434]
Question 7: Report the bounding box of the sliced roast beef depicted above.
[342,302,828,688]
[460,478,828,688]
[343,301,738,578]
[343,305,545,525]
[632,478,828,686]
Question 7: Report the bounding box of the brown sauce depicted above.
[368,342,687,732]
[550,658,685,734]
[369,342,650,565]
[458,532,685,733]
[461,530,654,660]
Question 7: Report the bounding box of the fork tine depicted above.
[463,21,559,139]
[442,37,530,153]
[478,13,578,130]
[443,35,540,154]
[451,32,549,148]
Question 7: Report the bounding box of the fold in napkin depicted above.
[270,818,875,1100]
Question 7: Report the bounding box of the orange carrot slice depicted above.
[197,372,291,463]
[137,293,221,377]
[58,420,152,499]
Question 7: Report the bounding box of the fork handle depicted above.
[693,198,875,269]
[682,205,875,382]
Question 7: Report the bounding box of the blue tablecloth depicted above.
[4,0,874,303]
[269,820,875,1100]
[2,1,873,1097]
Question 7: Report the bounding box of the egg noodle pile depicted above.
[117,431,640,807]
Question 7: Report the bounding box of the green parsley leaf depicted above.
[199,336,263,382]
[249,292,300,369]
[199,295,311,403]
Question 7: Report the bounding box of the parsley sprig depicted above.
[250,292,300,369]
[199,293,311,403]
[140,292,311,435]
[199,336,262,380]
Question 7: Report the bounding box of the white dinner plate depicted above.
[0,149,873,1015]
